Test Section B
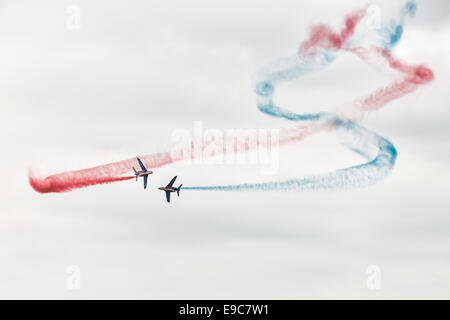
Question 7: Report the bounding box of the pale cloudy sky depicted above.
[0,0,449,298]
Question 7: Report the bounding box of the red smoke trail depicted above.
[29,152,173,193]
[297,7,434,117]
[300,7,366,54]
[29,170,135,193]
[351,47,434,116]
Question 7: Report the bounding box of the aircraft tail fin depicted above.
[177,184,183,196]
[133,167,138,181]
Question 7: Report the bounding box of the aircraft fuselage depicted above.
[137,170,153,177]
[158,186,177,192]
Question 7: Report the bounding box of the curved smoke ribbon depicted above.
[29,2,432,194]
[183,1,429,192]
[183,50,397,191]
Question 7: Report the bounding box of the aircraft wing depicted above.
[165,191,171,203]
[143,175,148,189]
[166,176,177,187]
[137,158,147,171]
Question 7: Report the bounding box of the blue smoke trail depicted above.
[182,3,418,192]
[382,1,416,48]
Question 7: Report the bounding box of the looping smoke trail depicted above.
[29,1,433,194]
[183,1,431,192]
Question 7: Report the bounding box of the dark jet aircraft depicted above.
[133,157,153,189]
[158,176,183,203]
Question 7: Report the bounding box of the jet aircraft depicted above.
[133,157,153,189]
[158,176,182,203]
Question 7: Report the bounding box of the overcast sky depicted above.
[0,0,449,299]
